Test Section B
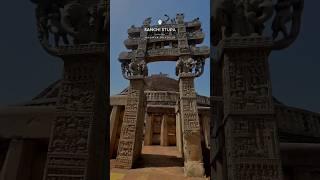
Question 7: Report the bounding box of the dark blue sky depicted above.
[0,1,319,113]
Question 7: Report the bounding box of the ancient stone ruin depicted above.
[110,14,210,176]
[1,0,320,180]
[29,0,109,179]
[211,0,305,179]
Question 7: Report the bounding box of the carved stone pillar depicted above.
[160,114,169,146]
[179,73,204,177]
[144,113,154,146]
[43,56,108,180]
[115,76,146,169]
[110,105,122,157]
[175,104,183,157]
[29,0,109,179]
[220,36,283,180]
[0,139,33,180]
[202,115,210,149]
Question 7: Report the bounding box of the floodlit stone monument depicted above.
[211,0,304,180]
[30,0,109,179]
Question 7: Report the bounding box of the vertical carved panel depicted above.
[44,57,108,180]
[221,37,283,180]
[179,75,204,177]
[115,78,145,169]
[224,116,282,180]
[223,49,273,115]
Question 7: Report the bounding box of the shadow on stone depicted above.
[134,154,184,168]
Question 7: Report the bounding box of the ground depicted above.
[110,146,209,180]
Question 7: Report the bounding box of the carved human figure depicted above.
[194,58,205,77]
[185,58,196,73]
[61,2,94,44]
[138,61,148,76]
[272,0,293,39]
[176,57,199,76]
[47,4,69,47]
[245,0,274,34]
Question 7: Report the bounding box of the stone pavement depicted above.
[110,146,209,180]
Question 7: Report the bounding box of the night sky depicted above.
[0,1,319,113]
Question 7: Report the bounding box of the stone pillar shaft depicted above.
[175,106,183,157]
[179,74,204,177]
[202,115,210,149]
[110,105,122,157]
[160,114,169,146]
[144,113,154,146]
[115,77,145,169]
[0,139,35,180]
[221,37,283,180]
[43,57,108,180]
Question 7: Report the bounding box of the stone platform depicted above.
[111,146,209,180]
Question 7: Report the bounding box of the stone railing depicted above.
[196,95,210,106]
[145,91,178,104]
[275,104,320,139]
[145,91,210,106]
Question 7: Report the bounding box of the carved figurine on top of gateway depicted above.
[31,0,107,51]
[212,0,304,50]
[119,14,209,80]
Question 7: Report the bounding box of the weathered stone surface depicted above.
[179,74,205,177]
[115,14,209,175]
[144,114,154,146]
[115,78,146,169]
[212,36,283,180]
[43,56,108,180]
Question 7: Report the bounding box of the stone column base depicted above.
[184,161,205,177]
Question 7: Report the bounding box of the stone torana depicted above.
[111,14,210,177]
